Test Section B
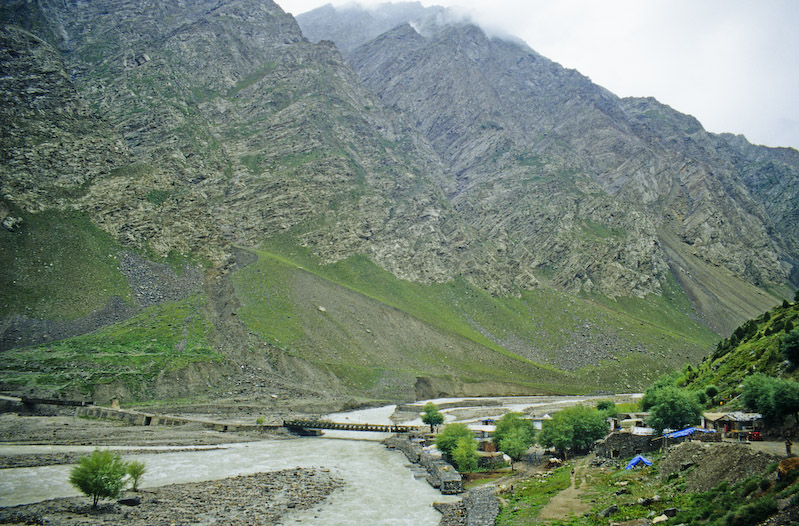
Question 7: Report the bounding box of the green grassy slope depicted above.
[683,299,799,403]
[232,242,719,396]
[0,207,132,320]
[0,294,220,399]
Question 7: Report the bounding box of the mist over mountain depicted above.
[0,0,797,403]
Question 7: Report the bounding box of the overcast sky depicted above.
[276,0,799,150]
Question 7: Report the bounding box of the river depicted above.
[0,395,635,523]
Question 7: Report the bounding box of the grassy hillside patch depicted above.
[684,300,799,402]
[0,294,220,398]
[0,208,132,321]
[586,272,719,346]
[232,241,719,393]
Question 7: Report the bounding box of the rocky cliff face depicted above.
[300,4,798,326]
[2,0,798,401]
[0,0,481,281]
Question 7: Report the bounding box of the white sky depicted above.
[276,0,799,150]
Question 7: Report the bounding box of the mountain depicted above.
[0,0,796,405]
[298,3,798,333]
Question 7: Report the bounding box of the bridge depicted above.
[283,419,421,434]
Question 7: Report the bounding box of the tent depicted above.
[665,427,716,439]
[625,454,653,470]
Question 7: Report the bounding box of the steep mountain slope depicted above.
[682,296,799,406]
[0,0,795,404]
[299,4,797,332]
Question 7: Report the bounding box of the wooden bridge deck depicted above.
[283,419,421,433]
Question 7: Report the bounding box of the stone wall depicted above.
[384,435,463,494]
[462,486,499,526]
[595,431,660,459]
[74,405,283,433]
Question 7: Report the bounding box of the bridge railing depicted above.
[283,419,421,433]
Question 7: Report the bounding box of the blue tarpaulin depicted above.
[625,454,652,470]
[665,427,716,439]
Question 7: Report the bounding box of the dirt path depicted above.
[537,456,592,522]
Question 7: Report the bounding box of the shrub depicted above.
[126,460,146,491]
[724,497,777,526]
[69,450,128,508]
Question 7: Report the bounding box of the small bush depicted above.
[739,476,760,498]
[69,450,128,508]
[724,497,777,526]
[126,460,146,491]
[256,416,266,425]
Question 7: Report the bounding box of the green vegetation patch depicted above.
[1,294,220,397]
[232,244,577,393]
[0,207,132,320]
[232,237,721,394]
[685,300,799,403]
[496,463,573,524]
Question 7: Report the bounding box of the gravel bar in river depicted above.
[0,467,343,525]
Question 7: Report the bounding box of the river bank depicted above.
[0,468,342,525]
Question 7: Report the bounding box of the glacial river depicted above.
[0,396,626,523]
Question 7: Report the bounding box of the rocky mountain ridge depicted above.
[0,0,797,401]
[299,3,798,329]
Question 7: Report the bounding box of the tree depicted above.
[421,402,444,432]
[452,436,478,472]
[435,423,473,458]
[69,450,128,509]
[705,384,719,400]
[781,329,799,366]
[742,372,781,422]
[499,427,530,471]
[743,372,799,423]
[640,372,681,410]
[646,386,703,433]
[493,412,536,448]
[126,460,146,491]
[538,405,608,459]
[774,380,799,422]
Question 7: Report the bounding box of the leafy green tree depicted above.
[421,402,444,432]
[492,412,535,448]
[596,400,617,417]
[69,450,128,508]
[647,386,703,433]
[705,385,719,400]
[742,373,781,422]
[794,289,799,303]
[774,379,799,422]
[640,372,681,410]
[781,329,799,365]
[499,427,530,471]
[538,405,608,459]
[126,460,146,491]
[452,436,478,472]
[435,423,473,457]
